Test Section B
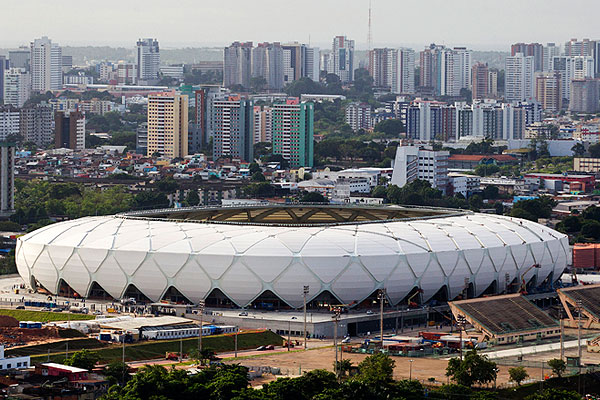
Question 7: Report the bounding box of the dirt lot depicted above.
[224,346,546,386]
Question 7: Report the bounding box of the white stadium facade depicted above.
[15,205,570,309]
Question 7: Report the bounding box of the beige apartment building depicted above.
[147,92,188,158]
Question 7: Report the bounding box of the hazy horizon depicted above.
[3,0,599,52]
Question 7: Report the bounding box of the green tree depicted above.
[354,353,395,386]
[372,186,387,199]
[524,388,581,400]
[103,361,131,385]
[581,219,600,240]
[589,142,600,158]
[547,358,566,377]
[251,172,266,182]
[474,164,500,177]
[445,350,497,387]
[511,197,556,221]
[333,359,353,379]
[508,366,528,386]
[482,186,499,200]
[300,191,328,203]
[64,349,99,371]
[557,215,582,233]
[571,142,586,157]
[157,177,179,193]
[185,190,201,207]
[248,162,261,175]
[374,119,405,137]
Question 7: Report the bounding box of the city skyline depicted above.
[2,0,600,50]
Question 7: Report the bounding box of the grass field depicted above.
[0,309,95,322]
[19,330,283,364]
[6,338,108,357]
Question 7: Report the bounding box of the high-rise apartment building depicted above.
[535,72,562,112]
[406,101,457,142]
[30,37,62,92]
[4,68,31,107]
[272,99,314,168]
[488,70,498,97]
[253,105,272,144]
[505,53,535,102]
[419,44,471,96]
[8,48,30,70]
[471,62,489,100]
[146,92,188,158]
[0,56,5,104]
[282,42,302,86]
[252,42,284,90]
[345,102,372,132]
[20,103,54,147]
[303,46,320,82]
[136,38,160,84]
[564,38,593,57]
[188,89,206,153]
[569,79,600,113]
[55,110,85,150]
[210,95,254,161]
[552,56,595,100]
[368,48,415,94]
[511,43,544,72]
[117,62,136,85]
[543,43,561,72]
[331,36,355,83]
[0,107,20,141]
[223,42,253,88]
[391,146,449,193]
[0,142,15,217]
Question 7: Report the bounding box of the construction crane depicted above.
[407,289,424,308]
[519,264,541,294]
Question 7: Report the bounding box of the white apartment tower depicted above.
[30,37,62,92]
[136,38,160,83]
[369,48,415,94]
[504,53,535,102]
[4,68,31,107]
[331,36,355,83]
[391,146,449,193]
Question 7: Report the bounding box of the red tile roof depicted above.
[448,154,517,162]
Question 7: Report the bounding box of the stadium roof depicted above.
[449,294,558,337]
[558,284,600,324]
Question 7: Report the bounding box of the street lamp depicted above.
[378,288,387,348]
[303,285,309,350]
[409,359,414,380]
[197,300,205,358]
[288,319,292,352]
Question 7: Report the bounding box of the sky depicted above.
[2,0,599,51]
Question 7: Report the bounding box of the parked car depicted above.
[239,311,248,316]
[15,306,25,310]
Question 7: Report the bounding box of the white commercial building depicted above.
[330,36,355,83]
[391,146,449,192]
[0,345,29,370]
[505,53,535,102]
[30,36,62,92]
[136,38,160,84]
[449,173,481,198]
[3,68,31,107]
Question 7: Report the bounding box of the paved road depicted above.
[471,339,583,360]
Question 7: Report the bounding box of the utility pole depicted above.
[457,315,466,360]
[122,332,126,385]
[332,307,341,379]
[288,320,291,351]
[234,326,238,358]
[198,300,205,358]
[378,288,386,348]
[560,309,564,361]
[180,336,183,363]
[303,285,309,350]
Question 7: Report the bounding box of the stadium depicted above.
[15,204,569,309]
